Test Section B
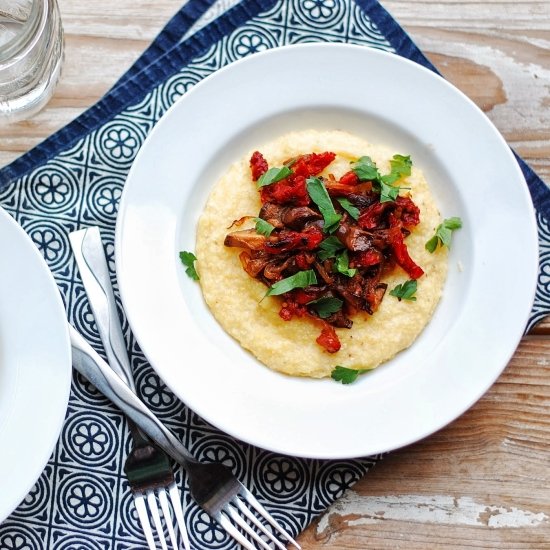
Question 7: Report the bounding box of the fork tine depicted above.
[168,483,191,550]
[240,487,302,549]
[147,491,168,550]
[158,489,178,549]
[224,504,272,550]
[216,512,255,550]
[134,494,157,550]
[234,497,287,550]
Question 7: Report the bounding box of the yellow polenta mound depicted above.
[196,130,447,378]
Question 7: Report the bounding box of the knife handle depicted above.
[69,227,135,390]
[70,227,154,447]
[70,324,195,466]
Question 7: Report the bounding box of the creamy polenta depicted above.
[196,130,447,378]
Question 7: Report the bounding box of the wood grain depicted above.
[1,1,548,548]
[297,337,550,548]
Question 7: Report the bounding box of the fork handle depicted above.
[69,227,150,447]
[70,324,196,466]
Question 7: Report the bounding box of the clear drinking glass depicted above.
[0,0,64,122]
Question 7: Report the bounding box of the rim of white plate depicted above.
[0,207,71,523]
[115,43,538,459]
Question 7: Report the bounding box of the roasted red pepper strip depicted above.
[395,196,420,227]
[279,300,307,321]
[292,152,336,177]
[292,288,324,304]
[316,322,341,353]
[279,287,326,321]
[389,227,424,279]
[357,202,392,229]
[294,252,314,270]
[259,152,336,205]
[250,151,268,181]
[339,170,360,186]
[354,249,383,268]
[260,174,310,206]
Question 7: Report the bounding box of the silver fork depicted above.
[69,227,300,549]
[69,227,190,550]
[70,325,301,550]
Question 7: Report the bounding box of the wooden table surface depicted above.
[2,1,549,548]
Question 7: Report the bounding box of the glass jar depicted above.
[0,0,64,122]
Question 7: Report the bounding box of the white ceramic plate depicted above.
[116,44,538,459]
[0,207,71,523]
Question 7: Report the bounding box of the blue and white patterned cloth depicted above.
[1,1,548,548]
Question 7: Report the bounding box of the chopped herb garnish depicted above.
[317,236,345,261]
[306,177,342,233]
[266,269,317,297]
[337,197,360,220]
[319,239,357,277]
[425,217,463,253]
[389,279,417,301]
[334,250,357,278]
[179,251,199,281]
[381,154,412,185]
[376,180,401,203]
[331,365,371,384]
[308,297,343,319]
[254,217,275,237]
[351,156,381,181]
[352,154,412,203]
[257,166,292,188]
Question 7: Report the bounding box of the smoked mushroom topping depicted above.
[224,150,424,353]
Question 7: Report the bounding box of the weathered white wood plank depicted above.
[385,1,550,29]
[317,492,549,530]
[297,338,550,548]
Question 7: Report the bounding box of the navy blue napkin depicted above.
[1,1,548,548]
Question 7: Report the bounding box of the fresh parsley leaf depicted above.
[179,251,199,280]
[306,177,342,233]
[308,297,343,319]
[254,217,275,237]
[377,180,400,203]
[266,269,317,296]
[352,154,412,203]
[317,236,345,261]
[331,365,371,384]
[351,156,381,181]
[320,245,358,278]
[335,250,357,278]
[376,154,412,202]
[382,154,412,184]
[425,236,439,253]
[256,166,292,188]
[443,216,463,230]
[425,217,463,252]
[337,197,360,220]
[389,279,417,301]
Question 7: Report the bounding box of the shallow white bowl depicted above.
[116,44,538,459]
[0,207,71,522]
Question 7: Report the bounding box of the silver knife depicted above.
[70,324,195,464]
[69,227,135,389]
